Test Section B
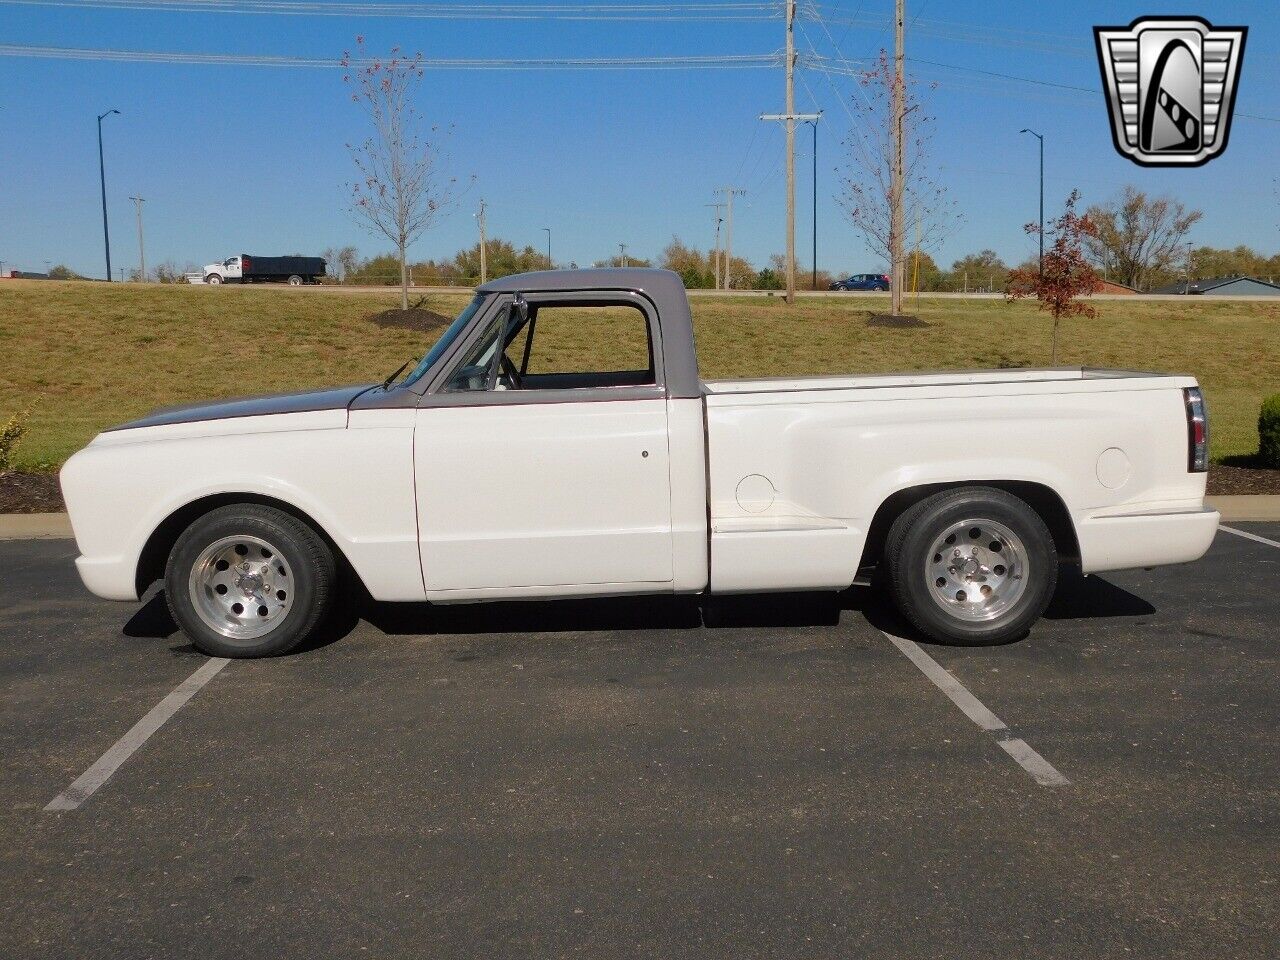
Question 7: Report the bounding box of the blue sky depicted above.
[1,1,1276,279]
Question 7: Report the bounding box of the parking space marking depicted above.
[1220,525,1280,550]
[881,631,1070,787]
[44,657,230,812]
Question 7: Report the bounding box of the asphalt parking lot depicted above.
[2,525,1276,959]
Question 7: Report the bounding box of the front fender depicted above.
[61,413,423,602]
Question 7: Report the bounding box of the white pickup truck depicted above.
[61,269,1219,658]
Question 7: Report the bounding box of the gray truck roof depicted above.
[476,268,701,399]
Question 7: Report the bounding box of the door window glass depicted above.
[517,304,654,387]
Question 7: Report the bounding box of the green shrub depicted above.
[0,411,28,472]
[1260,394,1280,468]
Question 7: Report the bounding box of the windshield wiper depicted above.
[382,358,414,390]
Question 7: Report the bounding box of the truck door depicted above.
[225,257,242,280]
[413,294,674,598]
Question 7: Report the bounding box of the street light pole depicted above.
[474,199,487,285]
[803,113,821,291]
[1020,128,1044,278]
[97,109,121,281]
[542,227,552,270]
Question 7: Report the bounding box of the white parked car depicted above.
[61,269,1219,657]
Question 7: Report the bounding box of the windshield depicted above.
[396,295,486,388]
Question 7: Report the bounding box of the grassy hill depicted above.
[1,280,1276,469]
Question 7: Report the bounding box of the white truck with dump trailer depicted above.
[193,254,326,286]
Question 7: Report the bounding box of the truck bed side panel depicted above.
[705,380,1207,592]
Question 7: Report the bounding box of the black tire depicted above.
[205,274,223,285]
[287,275,303,286]
[883,486,1057,645]
[164,504,336,658]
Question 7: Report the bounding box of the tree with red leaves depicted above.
[1006,190,1103,364]
[342,37,468,310]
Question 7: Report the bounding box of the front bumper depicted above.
[1076,506,1220,574]
[74,554,139,602]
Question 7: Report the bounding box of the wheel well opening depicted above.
[858,481,1080,575]
[134,493,363,597]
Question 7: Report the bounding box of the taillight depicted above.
[241,257,250,272]
[1184,387,1208,473]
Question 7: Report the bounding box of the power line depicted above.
[0,0,783,19]
[806,54,1280,124]
[0,43,783,69]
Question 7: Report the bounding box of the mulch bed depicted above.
[0,472,63,514]
[3,462,1277,515]
[867,313,931,328]
[1206,463,1280,495]
[368,307,453,334]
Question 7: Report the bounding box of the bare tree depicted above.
[343,37,468,309]
[1084,186,1202,291]
[837,52,960,294]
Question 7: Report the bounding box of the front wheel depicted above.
[205,274,223,285]
[165,504,336,658]
[883,487,1057,645]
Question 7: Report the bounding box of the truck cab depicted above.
[203,256,243,284]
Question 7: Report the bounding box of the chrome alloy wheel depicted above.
[188,535,294,640]
[925,518,1029,623]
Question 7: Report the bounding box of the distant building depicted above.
[1097,279,1138,295]
[1152,275,1280,296]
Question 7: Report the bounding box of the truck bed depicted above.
[700,364,1206,593]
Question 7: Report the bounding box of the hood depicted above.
[107,384,379,432]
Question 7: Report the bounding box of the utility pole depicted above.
[542,227,552,269]
[890,0,905,315]
[475,199,487,284]
[757,1,818,303]
[760,105,819,298]
[129,195,145,282]
[1020,128,1044,278]
[97,109,121,281]
[704,202,725,289]
[618,242,628,267]
[715,186,745,288]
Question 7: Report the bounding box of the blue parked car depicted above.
[829,273,890,291]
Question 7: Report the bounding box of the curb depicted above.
[0,512,74,540]
[1206,495,1280,522]
[1,497,1276,542]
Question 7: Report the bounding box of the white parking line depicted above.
[1220,525,1280,550]
[45,657,230,812]
[881,631,1070,787]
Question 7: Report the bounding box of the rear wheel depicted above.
[884,487,1057,645]
[287,274,303,286]
[165,504,336,658]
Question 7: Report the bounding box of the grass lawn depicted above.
[1,280,1276,469]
